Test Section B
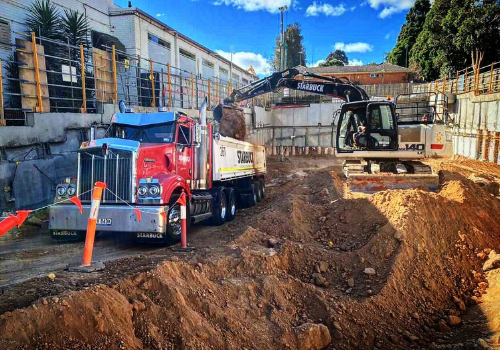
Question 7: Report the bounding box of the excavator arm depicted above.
[214,68,369,122]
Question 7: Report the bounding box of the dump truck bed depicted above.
[212,136,266,181]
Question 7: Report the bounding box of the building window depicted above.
[148,33,170,50]
[219,67,228,75]
[242,78,249,86]
[370,73,381,78]
[202,59,214,68]
[232,73,240,81]
[0,19,11,48]
[179,48,195,61]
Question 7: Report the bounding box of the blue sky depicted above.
[115,0,416,76]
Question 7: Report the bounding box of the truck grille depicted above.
[78,149,135,203]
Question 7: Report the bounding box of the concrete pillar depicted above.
[324,147,329,155]
[317,146,322,155]
[272,146,277,156]
[292,146,296,156]
[330,148,335,156]
[305,147,309,155]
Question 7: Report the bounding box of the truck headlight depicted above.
[138,185,148,197]
[56,185,67,197]
[67,185,76,197]
[149,185,160,197]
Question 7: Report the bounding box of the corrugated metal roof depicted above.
[306,63,411,74]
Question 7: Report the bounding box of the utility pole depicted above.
[279,5,288,71]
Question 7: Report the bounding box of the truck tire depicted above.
[211,187,227,226]
[255,181,263,202]
[259,178,266,199]
[247,183,257,207]
[226,188,237,222]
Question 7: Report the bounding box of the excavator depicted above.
[214,68,452,193]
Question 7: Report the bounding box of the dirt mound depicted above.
[1,163,500,349]
[219,107,246,140]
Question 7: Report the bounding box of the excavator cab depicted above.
[336,101,398,153]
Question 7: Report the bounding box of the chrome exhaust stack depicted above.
[193,97,209,190]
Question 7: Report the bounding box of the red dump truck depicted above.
[49,100,266,243]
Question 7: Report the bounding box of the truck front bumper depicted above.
[49,204,167,234]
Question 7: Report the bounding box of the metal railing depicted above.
[425,61,500,96]
[0,32,264,126]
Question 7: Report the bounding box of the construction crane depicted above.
[214,68,452,193]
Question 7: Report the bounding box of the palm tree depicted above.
[61,10,89,47]
[24,0,62,39]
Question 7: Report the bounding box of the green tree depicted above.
[326,50,348,65]
[387,0,431,68]
[273,22,306,70]
[410,0,500,80]
[318,58,344,67]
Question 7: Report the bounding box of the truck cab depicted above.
[49,107,266,244]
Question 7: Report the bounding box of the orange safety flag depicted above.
[69,196,83,214]
[0,210,32,237]
[176,191,187,206]
[133,208,141,222]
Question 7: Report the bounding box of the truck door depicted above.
[176,123,192,181]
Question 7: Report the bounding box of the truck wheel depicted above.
[247,183,257,207]
[226,188,237,222]
[259,178,266,199]
[166,201,182,243]
[255,181,263,202]
[211,187,227,226]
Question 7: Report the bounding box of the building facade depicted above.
[0,0,256,85]
[306,63,411,85]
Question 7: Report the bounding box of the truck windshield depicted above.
[112,122,175,143]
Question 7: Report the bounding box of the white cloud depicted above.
[348,59,363,66]
[350,6,356,11]
[367,0,416,18]
[311,59,325,67]
[213,0,292,13]
[385,32,391,39]
[305,2,347,17]
[156,13,165,17]
[215,50,271,76]
[334,42,373,53]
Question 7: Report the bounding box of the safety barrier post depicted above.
[167,63,172,109]
[0,58,4,126]
[150,58,156,107]
[80,45,87,113]
[208,79,211,109]
[69,181,106,272]
[171,190,194,252]
[112,45,118,102]
[31,32,44,112]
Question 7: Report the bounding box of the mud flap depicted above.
[347,173,439,193]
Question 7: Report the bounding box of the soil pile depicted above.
[1,161,500,349]
[219,107,246,140]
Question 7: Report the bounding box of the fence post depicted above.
[455,70,459,93]
[488,63,494,93]
[79,45,87,113]
[216,78,219,103]
[465,67,468,92]
[443,76,447,94]
[167,63,172,109]
[208,79,211,109]
[0,59,4,126]
[190,71,194,108]
[111,45,118,102]
[31,32,44,112]
[149,58,155,107]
